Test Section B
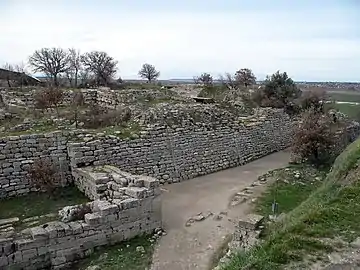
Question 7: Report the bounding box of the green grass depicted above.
[76,234,155,270]
[327,92,360,103]
[0,186,89,220]
[255,165,327,217]
[222,138,360,270]
[92,121,142,139]
[325,103,360,120]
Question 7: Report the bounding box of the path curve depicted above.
[151,150,291,270]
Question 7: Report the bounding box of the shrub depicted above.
[194,73,213,87]
[252,71,301,110]
[71,90,85,127]
[299,88,326,112]
[34,90,50,111]
[234,68,256,87]
[69,203,92,221]
[34,88,64,115]
[80,106,132,129]
[292,109,338,166]
[28,159,57,195]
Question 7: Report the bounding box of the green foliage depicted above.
[194,73,213,87]
[234,68,256,87]
[263,71,301,105]
[252,71,301,110]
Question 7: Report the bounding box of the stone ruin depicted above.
[0,165,161,269]
[1,86,357,269]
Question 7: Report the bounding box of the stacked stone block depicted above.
[0,167,161,269]
[68,109,296,184]
[0,131,71,198]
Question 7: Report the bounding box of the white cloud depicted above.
[0,1,359,81]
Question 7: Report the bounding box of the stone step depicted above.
[0,217,19,226]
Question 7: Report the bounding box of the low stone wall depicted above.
[0,88,94,108]
[0,88,174,110]
[0,131,71,198]
[0,171,161,269]
[68,109,296,184]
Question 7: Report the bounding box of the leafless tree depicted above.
[234,68,257,87]
[14,62,28,88]
[219,73,236,90]
[71,90,85,127]
[2,63,14,87]
[28,48,70,87]
[138,63,160,82]
[81,51,118,86]
[194,73,213,87]
[14,62,27,73]
[78,70,91,86]
[67,48,82,87]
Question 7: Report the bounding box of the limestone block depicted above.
[237,214,264,230]
[30,227,49,240]
[84,213,103,226]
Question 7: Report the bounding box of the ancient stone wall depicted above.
[0,170,161,269]
[0,131,71,198]
[0,88,175,109]
[0,88,93,108]
[68,109,296,184]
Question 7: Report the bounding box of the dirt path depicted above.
[150,150,291,270]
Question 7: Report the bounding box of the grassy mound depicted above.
[223,137,360,270]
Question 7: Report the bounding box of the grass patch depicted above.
[93,121,142,139]
[255,165,327,217]
[325,103,360,120]
[198,85,228,100]
[326,92,360,103]
[76,234,155,270]
[0,186,89,220]
[222,138,360,270]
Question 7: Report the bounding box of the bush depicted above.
[80,106,132,129]
[292,109,339,166]
[34,88,64,115]
[71,90,85,127]
[71,203,92,221]
[194,73,213,87]
[252,71,301,110]
[299,88,326,112]
[28,159,57,195]
[34,90,50,111]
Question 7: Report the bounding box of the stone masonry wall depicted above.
[0,131,71,198]
[0,88,173,109]
[0,170,161,269]
[68,109,296,184]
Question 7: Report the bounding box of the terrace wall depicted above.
[0,169,161,269]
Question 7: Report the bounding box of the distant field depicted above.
[326,92,360,103]
[321,90,360,120]
[325,103,360,120]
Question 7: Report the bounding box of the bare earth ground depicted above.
[151,150,291,270]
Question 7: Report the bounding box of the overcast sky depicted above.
[0,0,359,81]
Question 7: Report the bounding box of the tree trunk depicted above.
[74,70,78,88]
[53,74,58,87]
